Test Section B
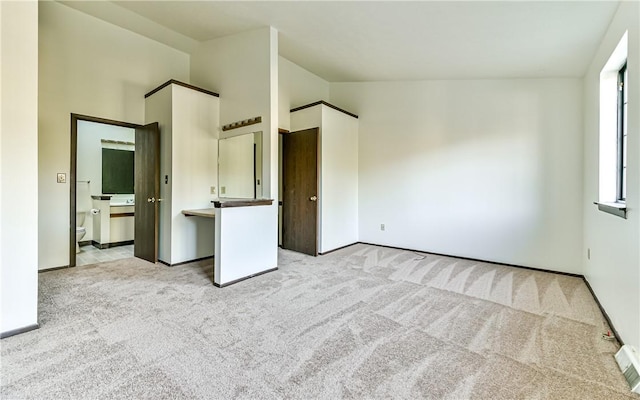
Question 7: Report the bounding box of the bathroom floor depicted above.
[76,244,134,267]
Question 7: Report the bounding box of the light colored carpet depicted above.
[1,244,637,399]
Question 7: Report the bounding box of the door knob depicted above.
[309,196,317,201]
[147,197,156,203]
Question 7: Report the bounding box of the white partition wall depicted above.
[191,27,279,278]
[290,103,359,253]
[145,82,220,265]
[214,204,278,286]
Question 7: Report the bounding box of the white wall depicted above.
[191,27,278,199]
[277,58,329,244]
[145,84,219,265]
[77,121,135,242]
[191,27,279,268]
[169,84,219,264]
[38,1,190,269]
[0,0,39,335]
[321,106,359,252]
[330,79,584,273]
[278,57,330,131]
[583,1,639,349]
[144,86,173,263]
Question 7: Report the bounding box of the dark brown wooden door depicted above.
[282,128,318,256]
[134,123,160,263]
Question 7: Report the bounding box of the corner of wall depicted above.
[0,0,39,335]
[581,0,640,349]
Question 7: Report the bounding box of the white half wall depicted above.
[583,1,640,349]
[1,0,39,335]
[38,1,189,269]
[330,79,584,273]
[214,205,278,286]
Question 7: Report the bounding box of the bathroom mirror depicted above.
[218,131,263,199]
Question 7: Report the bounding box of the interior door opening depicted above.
[70,114,159,267]
[281,127,319,256]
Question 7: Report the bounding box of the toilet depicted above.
[76,211,87,253]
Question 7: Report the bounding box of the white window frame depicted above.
[597,31,628,219]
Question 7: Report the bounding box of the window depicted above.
[597,31,627,218]
[617,63,627,202]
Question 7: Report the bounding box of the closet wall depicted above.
[145,82,220,265]
[290,102,359,253]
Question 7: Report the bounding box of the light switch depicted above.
[210,186,216,194]
[221,186,226,194]
[57,173,66,183]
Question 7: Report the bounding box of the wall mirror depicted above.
[218,131,263,199]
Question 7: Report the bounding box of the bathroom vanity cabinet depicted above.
[109,205,134,244]
[287,101,359,254]
[90,196,134,248]
[145,80,220,265]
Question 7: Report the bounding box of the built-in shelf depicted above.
[182,208,215,218]
[211,198,273,208]
[594,201,627,219]
[182,199,274,216]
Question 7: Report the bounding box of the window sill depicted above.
[594,201,627,219]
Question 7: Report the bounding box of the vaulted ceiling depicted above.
[61,1,620,82]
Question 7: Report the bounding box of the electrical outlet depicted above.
[380,223,385,231]
[57,173,66,183]
[210,186,216,194]
[221,186,226,194]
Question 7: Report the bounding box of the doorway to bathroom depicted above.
[70,114,160,267]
